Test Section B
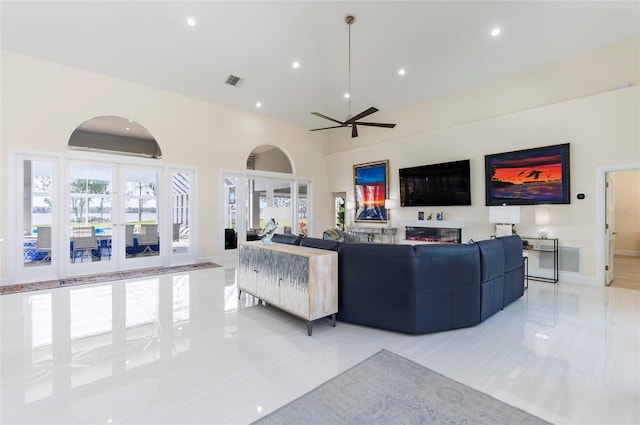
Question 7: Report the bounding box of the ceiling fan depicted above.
[310,15,396,138]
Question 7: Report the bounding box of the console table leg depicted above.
[307,321,313,336]
[330,313,336,327]
[237,289,242,299]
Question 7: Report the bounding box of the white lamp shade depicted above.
[489,205,520,224]
[535,207,550,226]
[384,199,399,210]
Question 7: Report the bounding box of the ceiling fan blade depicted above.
[309,125,346,131]
[351,124,358,138]
[345,107,379,124]
[354,122,396,128]
[311,112,344,125]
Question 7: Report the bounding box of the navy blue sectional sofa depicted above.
[268,233,525,334]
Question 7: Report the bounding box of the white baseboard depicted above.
[199,256,217,264]
[558,273,601,286]
[528,267,602,286]
[614,249,640,257]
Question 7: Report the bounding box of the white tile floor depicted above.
[1,262,639,424]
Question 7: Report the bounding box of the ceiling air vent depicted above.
[225,74,244,87]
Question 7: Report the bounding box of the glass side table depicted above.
[521,237,559,283]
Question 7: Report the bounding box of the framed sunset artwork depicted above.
[485,143,570,205]
[354,160,389,222]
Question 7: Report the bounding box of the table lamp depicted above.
[535,207,550,238]
[384,198,398,223]
[489,205,520,237]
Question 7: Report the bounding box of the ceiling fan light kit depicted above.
[310,15,396,138]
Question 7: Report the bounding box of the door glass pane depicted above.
[224,176,238,249]
[68,165,112,263]
[297,182,309,236]
[171,171,190,254]
[124,169,159,258]
[23,160,54,267]
[247,178,292,239]
[245,178,260,241]
[269,180,292,235]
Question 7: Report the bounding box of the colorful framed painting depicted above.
[354,160,389,222]
[485,143,570,206]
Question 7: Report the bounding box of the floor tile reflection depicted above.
[1,265,639,424]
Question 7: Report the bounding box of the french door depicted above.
[65,161,163,276]
[222,171,311,257]
[15,158,162,282]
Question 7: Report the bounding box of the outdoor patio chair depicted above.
[35,226,52,262]
[71,226,97,263]
[138,224,159,255]
[125,224,136,257]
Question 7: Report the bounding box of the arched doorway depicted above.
[222,145,310,256]
[15,116,195,283]
[64,117,165,276]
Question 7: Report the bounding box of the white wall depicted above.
[0,52,333,281]
[2,37,639,284]
[325,39,640,283]
[324,37,640,154]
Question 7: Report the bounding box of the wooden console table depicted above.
[346,226,397,244]
[237,241,338,335]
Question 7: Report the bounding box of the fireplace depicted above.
[406,226,461,243]
[401,220,465,244]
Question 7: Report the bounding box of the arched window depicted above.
[68,116,162,158]
[246,145,292,173]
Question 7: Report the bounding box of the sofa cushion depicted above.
[323,228,357,243]
[299,237,339,251]
[476,239,506,282]
[476,239,506,321]
[500,235,524,272]
[499,235,525,306]
[271,233,302,245]
[336,243,418,333]
[413,243,481,332]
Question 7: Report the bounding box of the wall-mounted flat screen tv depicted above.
[399,159,471,206]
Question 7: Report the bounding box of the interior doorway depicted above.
[606,168,640,288]
[601,165,640,287]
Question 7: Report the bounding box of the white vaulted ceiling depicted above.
[2,1,639,130]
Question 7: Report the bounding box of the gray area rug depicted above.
[254,349,551,425]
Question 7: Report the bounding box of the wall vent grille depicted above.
[225,75,244,87]
[539,246,581,273]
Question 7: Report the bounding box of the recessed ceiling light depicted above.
[344,93,350,99]
[125,127,130,131]
[398,68,406,76]
[256,102,262,108]
[186,17,196,27]
[292,61,300,69]
[491,27,501,37]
